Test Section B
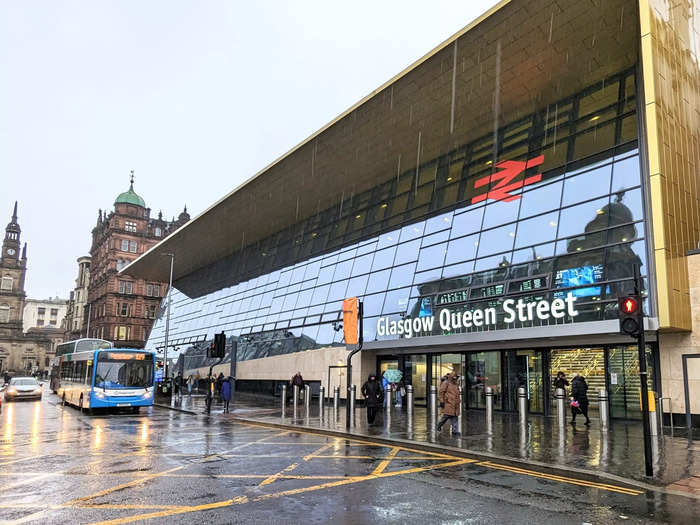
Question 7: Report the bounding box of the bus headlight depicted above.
[95,391,105,399]
[142,390,153,399]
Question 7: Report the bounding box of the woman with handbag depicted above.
[570,373,591,426]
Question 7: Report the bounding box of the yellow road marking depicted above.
[260,442,334,487]
[477,461,643,496]
[371,447,400,476]
[0,454,45,467]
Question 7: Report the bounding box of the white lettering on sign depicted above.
[376,293,578,339]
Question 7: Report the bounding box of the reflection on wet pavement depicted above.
[0,395,698,524]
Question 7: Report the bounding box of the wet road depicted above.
[0,395,697,524]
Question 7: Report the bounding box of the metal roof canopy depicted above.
[123,0,638,289]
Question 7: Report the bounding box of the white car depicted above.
[4,377,43,401]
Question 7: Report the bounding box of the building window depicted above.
[0,304,9,323]
[118,281,133,294]
[37,319,44,326]
[116,259,127,271]
[38,307,46,316]
[50,320,57,325]
[146,284,160,297]
[0,277,12,291]
[155,227,162,237]
[146,304,156,319]
[50,308,58,317]
[114,325,130,341]
[120,239,129,251]
[125,221,137,232]
[129,240,138,253]
[117,302,131,317]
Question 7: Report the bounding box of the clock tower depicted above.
[0,201,27,331]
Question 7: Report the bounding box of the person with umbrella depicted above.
[382,368,402,407]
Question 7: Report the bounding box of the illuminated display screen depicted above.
[508,277,548,294]
[106,352,147,361]
[470,284,505,300]
[554,265,605,297]
[437,290,468,305]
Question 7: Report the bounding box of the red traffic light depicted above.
[621,297,638,314]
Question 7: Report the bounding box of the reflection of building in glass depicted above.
[122,0,700,425]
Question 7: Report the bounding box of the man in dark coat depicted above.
[437,373,461,435]
[571,374,591,425]
[361,374,384,424]
[289,372,304,404]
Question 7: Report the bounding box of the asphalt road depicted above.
[0,394,698,524]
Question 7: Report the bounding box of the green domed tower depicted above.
[114,170,146,208]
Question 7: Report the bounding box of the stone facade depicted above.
[0,203,54,375]
[62,256,91,340]
[23,297,68,331]
[87,174,189,348]
[658,252,700,423]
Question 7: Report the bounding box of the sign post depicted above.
[342,298,363,430]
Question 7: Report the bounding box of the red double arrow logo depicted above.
[471,155,544,204]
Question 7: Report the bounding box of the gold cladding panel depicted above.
[640,0,700,331]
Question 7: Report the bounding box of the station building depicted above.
[125,0,700,426]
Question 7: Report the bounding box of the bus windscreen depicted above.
[95,354,153,389]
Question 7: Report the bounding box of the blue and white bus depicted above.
[50,338,112,393]
[56,348,155,413]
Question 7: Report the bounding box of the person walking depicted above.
[395,377,406,407]
[361,374,384,424]
[216,372,225,401]
[289,372,304,404]
[553,371,569,391]
[221,377,232,413]
[570,373,591,425]
[437,373,461,436]
[186,375,193,396]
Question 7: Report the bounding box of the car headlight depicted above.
[6,388,16,395]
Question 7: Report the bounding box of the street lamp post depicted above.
[162,253,175,380]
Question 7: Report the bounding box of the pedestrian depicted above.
[216,372,224,400]
[3,371,9,386]
[553,371,569,391]
[361,374,384,424]
[395,377,406,407]
[437,373,461,436]
[289,372,304,404]
[221,376,232,413]
[570,373,591,426]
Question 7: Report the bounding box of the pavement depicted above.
[1,393,699,523]
[162,393,700,495]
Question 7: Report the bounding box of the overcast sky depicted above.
[1,0,499,300]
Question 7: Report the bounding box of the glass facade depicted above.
[147,68,647,363]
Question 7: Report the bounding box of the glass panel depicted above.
[327,280,349,302]
[425,211,453,234]
[445,234,479,265]
[611,155,641,192]
[475,224,516,257]
[549,347,605,411]
[351,253,374,277]
[399,222,425,242]
[556,197,610,239]
[394,238,421,265]
[451,208,484,238]
[466,352,501,410]
[503,350,544,413]
[518,181,563,219]
[561,164,612,207]
[405,354,427,405]
[416,242,447,271]
[482,199,520,229]
[366,270,391,294]
[388,263,416,289]
[346,274,369,297]
[382,287,411,314]
[514,212,559,249]
[371,246,397,271]
[332,259,353,281]
[431,354,466,391]
[362,292,386,317]
[607,344,655,419]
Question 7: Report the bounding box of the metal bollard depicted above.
[485,386,494,433]
[304,384,311,414]
[599,389,609,432]
[457,386,464,431]
[281,384,287,413]
[406,385,414,413]
[429,385,438,426]
[385,386,392,410]
[556,387,566,429]
[293,385,299,407]
[649,397,658,437]
[518,387,527,425]
[350,385,356,426]
[319,386,325,419]
[333,386,339,416]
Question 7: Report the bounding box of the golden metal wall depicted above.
[640,0,700,331]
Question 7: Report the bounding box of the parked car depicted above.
[3,377,42,401]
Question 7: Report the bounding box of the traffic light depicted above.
[618,295,642,337]
[342,297,360,345]
[209,332,226,358]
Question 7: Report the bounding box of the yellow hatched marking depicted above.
[371,447,400,476]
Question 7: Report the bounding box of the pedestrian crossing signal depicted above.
[208,332,226,358]
[618,295,642,337]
